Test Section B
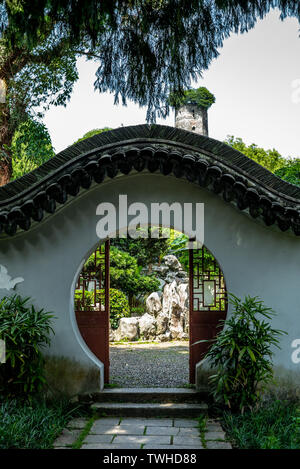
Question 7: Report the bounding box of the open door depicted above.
[189,246,227,383]
[75,240,110,382]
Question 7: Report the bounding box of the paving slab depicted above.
[90,423,145,435]
[205,431,226,441]
[174,419,198,428]
[82,443,142,449]
[145,427,180,436]
[206,423,223,432]
[206,441,232,449]
[178,428,201,436]
[113,435,171,445]
[54,414,231,450]
[172,436,203,447]
[83,434,114,444]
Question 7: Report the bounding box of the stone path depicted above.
[109,340,189,387]
[53,417,232,449]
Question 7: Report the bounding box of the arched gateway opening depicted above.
[1,124,299,395]
[74,237,227,386]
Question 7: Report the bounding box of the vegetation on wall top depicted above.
[169,87,216,110]
[225,136,300,186]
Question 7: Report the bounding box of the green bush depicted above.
[222,400,300,449]
[0,397,81,449]
[130,306,145,317]
[0,295,54,397]
[107,288,130,330]
[201,294,286,412]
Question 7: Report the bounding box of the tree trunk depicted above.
[0,97,13,186]
[0,157,12,185]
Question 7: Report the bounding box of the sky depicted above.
[43,8,300,158]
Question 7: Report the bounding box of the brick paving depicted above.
[53,417,232,449]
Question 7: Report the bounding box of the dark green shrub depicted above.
[201,294,286,412]
[130,306,145,317]
[222,400,300,449]
[0,397,80,449]
[0,295,54,397]
[107,288,130,330]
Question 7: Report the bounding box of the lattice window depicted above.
[191,246,227,312]
[75,244,107,312]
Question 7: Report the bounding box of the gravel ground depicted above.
[109,340,189,388]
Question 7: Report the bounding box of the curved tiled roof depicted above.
[0,124,299,237]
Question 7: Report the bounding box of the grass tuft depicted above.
[0,397,84,449]
[222,400,300,449]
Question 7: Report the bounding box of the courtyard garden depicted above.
[1,286,300,449]
[1,1,300,452]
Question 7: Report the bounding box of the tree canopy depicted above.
[1,1,300,124]
[0,7,79,183]
[226,135,300,187]
[11,118,55,180]
[225,136,287,174]
[274,159,300,187]
[73,127,113,145]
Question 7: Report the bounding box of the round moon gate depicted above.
[75,242,227,384]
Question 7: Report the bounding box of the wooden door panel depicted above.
[189,247,227,383]
[75,240,110,383]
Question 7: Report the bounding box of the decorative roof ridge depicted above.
[0,125,299,237]
[1,125,299,203]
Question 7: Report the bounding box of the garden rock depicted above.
[139,313,157,340]
[156,311,169,335]
[157,331,172,342]
[146,292,162,317]
[162,280,180,317]
[114,317,139,342]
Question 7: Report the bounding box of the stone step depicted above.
[80,386,209,404]
[91,402,208,418]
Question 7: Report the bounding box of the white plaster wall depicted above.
[0,172,300,392]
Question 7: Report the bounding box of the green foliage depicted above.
[166,231,215,274]
[201,294,286,413]
[274,158,300,187]
[225,136,287,173]
[108,288,130,330]
[169,87,215,109]
[11,118,55,179]
[112,228,169,270]
[167,231,190,271]
[73,127,113,145]
[0,397,81,449]
[82,244,160,311]
[3,1,300,122]
[0,295,54,397]
[130,306,145,317]
[222,401,300,449]
[0,10,79,181]
[109,246,160,302]
[10,43,78,120]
